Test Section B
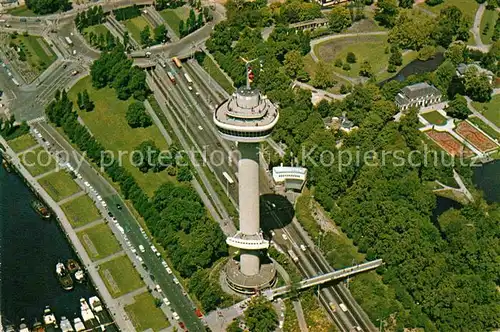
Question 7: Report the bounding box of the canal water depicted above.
[0,157,97,329]
[379,53,445,85]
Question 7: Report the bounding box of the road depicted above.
[466,96,500,134]
[31,120,206,332]
[147,58,376,332]
[471,3,490,53]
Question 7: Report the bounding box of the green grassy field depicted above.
[315,35,390,78]
[98,255,144,298]
[201,55,235,94]
[83,24,110,44]
[160,7,190,38]
[61,194,102,228]
[125,292,170,331]
[6,5,36,16]
[20,146,56,177]
[77,223,122,260]
[421,110,448,125]
[418,0,479,20]
[8,134,37,153]
[10,35,57,73]
[38,171,81,202]
[481,10,499,45]
[124,16,151,44]
[67,77,172,197]
[468,117,500,141]
[472,95,500,127]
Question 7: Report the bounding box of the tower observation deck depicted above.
[213,67,279,294]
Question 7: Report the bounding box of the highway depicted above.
[148,58,377,332]
[31,120,206,332]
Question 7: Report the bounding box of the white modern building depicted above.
[272,166,308,191]
[395,82,442,111]
[213,70,279,294]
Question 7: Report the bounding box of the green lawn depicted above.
[468,117,500,141]
[201,55,235,94]
[160,7,190,38]
[77,223,122,260]
[124,16,152,44]
[67,76,171,197]
[481,10,499,45]
[314,35,390,78]
[20,146,56,177]
[98,255,144,298]
[421,110,448,125]
[125,292,170,331]
[10,35,57,73]
[82,24,110,44]
[472,95,500,127]
[8,134,37,153]
[6,5,36,16]
[418,0,479,20]
[61,194,102,228]
[38,171,81,202]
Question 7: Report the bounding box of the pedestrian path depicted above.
[73,218,105,232]
[93,251,126,266]
[116,286,148,305]
[293,300,308,332]
[57,190,85,205]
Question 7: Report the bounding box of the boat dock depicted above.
[0,135,133,331]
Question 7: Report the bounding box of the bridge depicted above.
[263,259,383,300]
[134,59,157,69]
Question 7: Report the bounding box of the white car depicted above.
[150,245,157,253]
[173,277,179,285]
[139,245,145,253]
[161,261,168,268]
[282,234,288,241]
[198,125,203,130]
[131,248,137,254]
[155,284,162,293]
[172,312,179,320]
[166,267,172,274]
[84,181,90,187]
[300,244,307,252]
[136,256,143,263]
[163,298,170,306]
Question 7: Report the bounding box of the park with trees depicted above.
[25,0,71,15]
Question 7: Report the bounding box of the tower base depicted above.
[224,258,277,295]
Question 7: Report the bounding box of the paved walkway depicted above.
[57,190,85,205]
[73,218,105,232]
[293,300,308,332]
[0,135,136,332]
[471,4,491,53]
[116,286,148,305]
[466,96,500,134]
[34,168,57,180]
[293,80,348,101]
[93,251,126,266]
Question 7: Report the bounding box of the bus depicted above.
[222,171,234,184]
[172,57,182,68]
[11,78,20,86]
[65,36,73,46]
[288,249,299,263]
[183,73,193,84]
[167,71,176,84]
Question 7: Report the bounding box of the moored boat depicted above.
[66,259,80,273]
[89,296,103,313]
[60,316,74,332]
[80,298,96,326]
[2,158,12,172]
[43,306,58,330]
[19,318,30,332]
[33,319,45,332]
[31,200,51,219]
[74,269,85,283]
[56,262,74,291]
[73,318,85,332]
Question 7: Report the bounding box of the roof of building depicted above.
[457,63,495,77]
[395,93,411,106]
[400,82,441,100]
[289,18,329,28]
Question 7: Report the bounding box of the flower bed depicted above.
[426,130,474,157]
[455,121,497,152]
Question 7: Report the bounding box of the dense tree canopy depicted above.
[126,102,152,128]
[26,0,71,15]
[328,6,352,32]
[244,297,278,332]
[462,66,493,102]
[445,94,471,119]
[388,9,435,50]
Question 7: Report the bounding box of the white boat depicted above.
[89,296,103,313]
[60,316,74,332]
[73,318,85,332]
[19,318,30,332]
[43,306,59,328]
[74,269,85,283]
[80,298,96,322]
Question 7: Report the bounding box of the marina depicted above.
[0,153,118,331]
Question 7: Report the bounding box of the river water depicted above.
[0,157,97,329]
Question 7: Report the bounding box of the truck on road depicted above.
[65,36,73,46]
[288,249,299,263]
[339,303,348,312]
[11,78,20,86]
